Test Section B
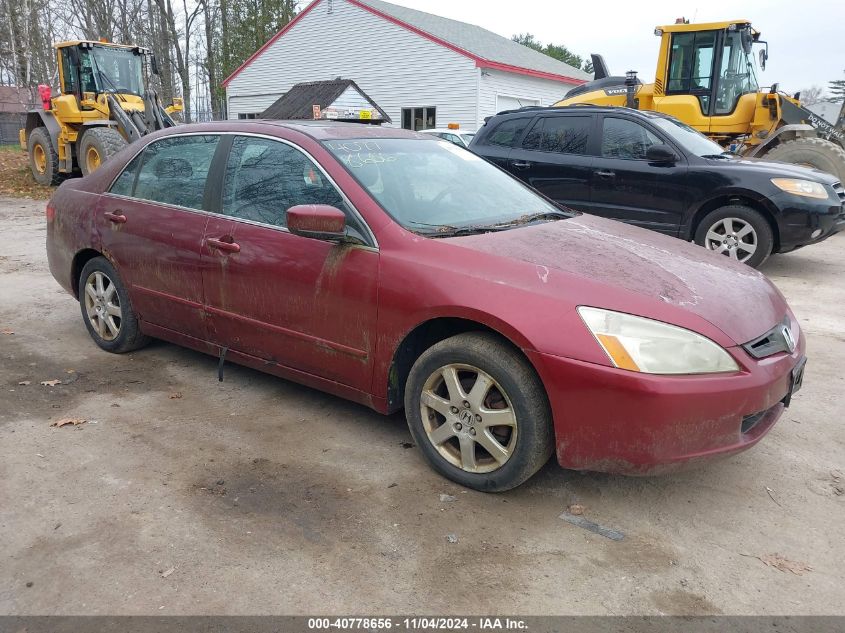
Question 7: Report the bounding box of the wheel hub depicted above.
[704,217,758,263]
[84,271,122,341]
[419,364,517,474]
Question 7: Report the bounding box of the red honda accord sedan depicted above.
[46,121,807,491]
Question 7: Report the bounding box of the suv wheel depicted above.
[404,332,554,492]
[694,205,774,268]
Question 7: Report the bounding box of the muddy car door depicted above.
[95,134,220,340]
[201,134,379,392]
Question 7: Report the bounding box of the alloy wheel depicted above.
[419,364,518,474]
[84,270,122,341]
[703,217,758,262]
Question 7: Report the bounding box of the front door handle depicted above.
[595,170,616,178]
[511,161,532,169]
[206,237,241,253]
[104,211,127,224]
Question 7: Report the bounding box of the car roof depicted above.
[152,120,430,142]
[420,128,475,134]
[491,105,672,121]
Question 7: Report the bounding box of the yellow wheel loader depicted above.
[20,40,183,186]
[555,20,845,183]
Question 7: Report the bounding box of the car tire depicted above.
[28,127,63,186]
[79,127,128,176]
[404,332,554,492]
[79,256,150,353]
[694,205,774,268]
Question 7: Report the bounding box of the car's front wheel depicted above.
[404,332,554,492]
[694,205,774,268]
[79,257,149,353]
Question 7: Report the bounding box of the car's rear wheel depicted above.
[404,332,554,492]
[79,257,149,353]
[694,205,774,268]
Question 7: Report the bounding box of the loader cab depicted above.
[654,20,764,133]
[57,42,146,100]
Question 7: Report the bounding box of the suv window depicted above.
[601,118,662,160]
[222,136,361,236]
[133,135,218,210]
[523,116,591,154]
[486,117,530,147]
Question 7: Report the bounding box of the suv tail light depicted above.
[46,202,56,222]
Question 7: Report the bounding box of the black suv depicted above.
[469,106,845,267]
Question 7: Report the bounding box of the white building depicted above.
[223,0,589,131]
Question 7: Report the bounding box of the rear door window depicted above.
[486,117,531,147]
[132,135,219,210]
[108,153,143,197]
[522,116,592,155]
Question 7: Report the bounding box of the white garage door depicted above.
[496,94,540,113]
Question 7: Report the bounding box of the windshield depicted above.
[323,138,565,233]
[715,28,760,114]
[649,116,727,157]
[79,46,144,95]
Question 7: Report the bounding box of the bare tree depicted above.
[799,85,826,106]
[153,0,201,121]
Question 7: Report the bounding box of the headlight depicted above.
[578,307,740,374]
[771,178,829,199]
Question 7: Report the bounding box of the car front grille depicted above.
[742,317,797,359]
[834,182,845,220]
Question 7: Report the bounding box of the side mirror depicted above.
[646,144,678,164]
[758,48,767,72]
[287,205,347,241]
[150,54,160,76]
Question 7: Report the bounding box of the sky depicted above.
[333,0,845,96]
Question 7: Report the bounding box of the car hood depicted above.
[706,155,839,184]
[443,214,788,345]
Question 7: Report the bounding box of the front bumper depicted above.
[774,191,844,252]
[526,336,805,475]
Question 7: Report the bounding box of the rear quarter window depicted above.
[485,117,531,147]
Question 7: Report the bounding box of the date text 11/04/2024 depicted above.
[307,617,528,630]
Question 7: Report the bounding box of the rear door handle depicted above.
[104,211,127,224]
[511,161,532,169]
[206,237,241,253]
[595,170,616,178]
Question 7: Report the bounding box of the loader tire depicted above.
[28,127,63,186]
[79,127,128,176]
[763,137,845,184]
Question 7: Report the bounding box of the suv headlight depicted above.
[771,178,829,199]
[578,307,740,374]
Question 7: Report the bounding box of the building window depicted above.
[401,107,436,131]
[237,113,259,120]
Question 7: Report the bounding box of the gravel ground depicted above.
[0,196,843,615]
